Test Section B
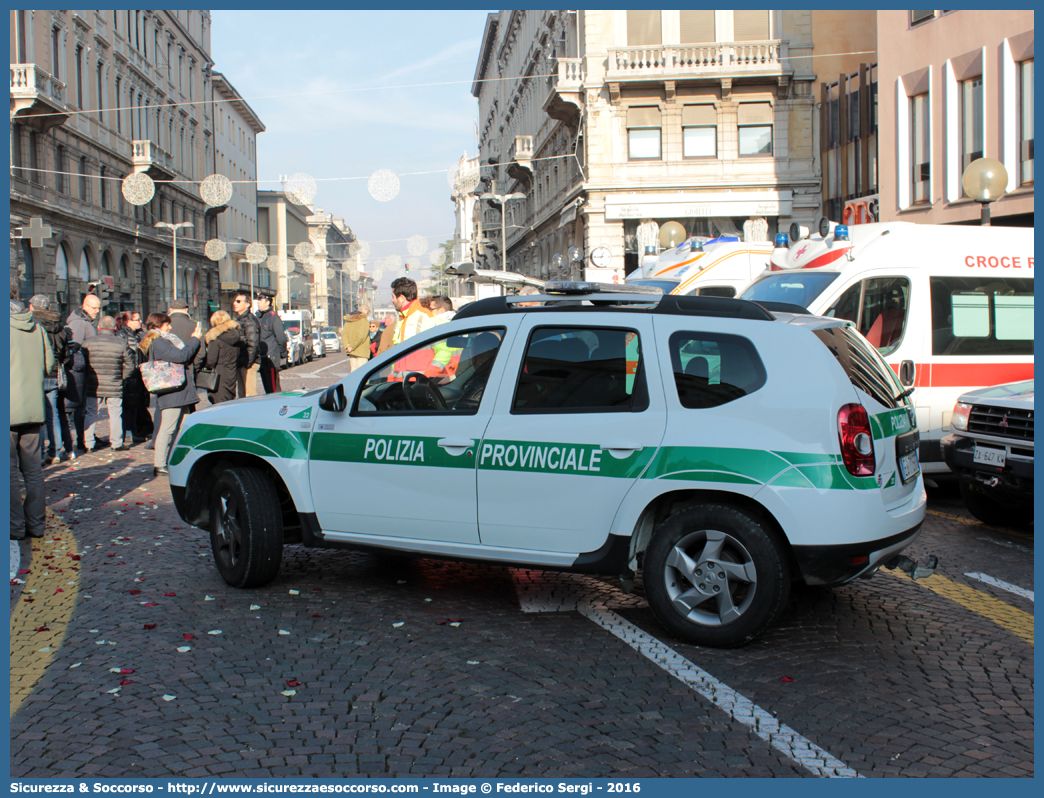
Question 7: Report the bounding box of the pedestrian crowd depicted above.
[11,275,455,539]
[12,284,296,540]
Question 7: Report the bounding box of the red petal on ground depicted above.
[286,679,301,687]
[173,527,180,530]
[34,627,50,632]
[183,634,195,640]
[780,675,795,683]
[69,555,81,560]
[143,624,157,630]
[23,597,34,602]
[120,679,133,686]
[106,554,115,558]
[119,668,135,674]
[448,618,463,623]
[109,522,117,525]
[437,621,447,625]
[54,589,63,594]
[18,569,30,575]
[135,502,144,505]
[163,593,176,597]
[311,614,323,618]
[144,602,158,607]
[313,588,322,592]
[128,590,141,595]
[44,555,53,559]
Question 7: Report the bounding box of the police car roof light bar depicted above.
[543,281,663,296]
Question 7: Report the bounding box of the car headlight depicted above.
[951,402,972,431]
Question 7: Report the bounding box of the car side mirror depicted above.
[319,383,347,413]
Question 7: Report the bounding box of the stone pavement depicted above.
[9,437,1034,779]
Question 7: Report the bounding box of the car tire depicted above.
[644,503,790,648]
[209,467,284,588]
[959,480,1033,527]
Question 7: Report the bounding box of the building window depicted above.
[16,11,28,62]
[910,10,936,26]
[960,76,983,175]
[79,156,89,202]
[56,244,70,281]
[99,166,107,208]
[28,131,39,183]
[1020,60,1033,185]
[679,10,715,43]
[56,145,66,193]
[96,62,105,122]
[738,102,773,156]
[115,77,121,133]
[627,106,661,160]
[75,45,84,108]
[734,10,770,41]
[911,93,931,203]
[682,105,717,158]
[626,11,661,46]
[52,28,61,79]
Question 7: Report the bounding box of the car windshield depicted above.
[740,271,841,308]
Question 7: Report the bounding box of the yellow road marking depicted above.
[927,509,1034,540]
[10,510,79,717]
[888,569,1033,645]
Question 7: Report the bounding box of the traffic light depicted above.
[405,263,410,274]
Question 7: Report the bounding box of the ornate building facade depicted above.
[469,10,875,278]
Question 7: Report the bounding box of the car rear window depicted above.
[813,324,905,408]
[669,331,766,408]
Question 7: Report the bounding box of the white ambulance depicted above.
[668,240,775,298]
[741,221,1034,475]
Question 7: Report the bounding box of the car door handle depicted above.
[899,360,915,387]
[438,438,475,456]
[601,441,643,459]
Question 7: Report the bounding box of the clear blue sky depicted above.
[210,10,492,304]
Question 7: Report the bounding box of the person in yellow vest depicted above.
[389,278,435,347]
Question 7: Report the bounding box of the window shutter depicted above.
[627,106,661,128]
[734,10,770,41]
[682,105,717,126]
[738,103,773,126]
[679,10,715,43]
[627,10,661,46]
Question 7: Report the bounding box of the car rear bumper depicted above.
[792,522,924,586]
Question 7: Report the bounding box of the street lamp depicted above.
[154,221,194,300]
[961,157,1009,226]
[478,186,526,270]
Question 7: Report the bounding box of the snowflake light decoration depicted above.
[368,169,400,202]
[293,241,315,262]
[244,242,268,264]
[204,239,227,261]
[430,249,446,267]
[283,173,317,206]
[384,254,402,272]
[355,239,371,259]
[407,234,428,256]
[348,264,359,281]
[326,266,336,281]
[372,266,384,281]
[121,172,155,206]
[199,174,233,207]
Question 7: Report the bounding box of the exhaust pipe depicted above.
[884,553,939,581]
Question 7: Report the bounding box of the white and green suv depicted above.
[170,284,928,647]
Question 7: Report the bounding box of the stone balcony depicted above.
[10,64,69,132]
[606,40,789,83]
[131,139,176,182]
[507,134,535,183]
[543,57,585,131]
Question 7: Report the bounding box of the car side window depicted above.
[512,326,647,413]
[354,328,505,415]
[669,331,767,409]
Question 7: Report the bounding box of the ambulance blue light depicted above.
[689,239,704,252]
[774,233,790,248]
[833,224,850,242]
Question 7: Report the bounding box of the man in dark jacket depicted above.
[65,293,102,451]
[168,298,201,414]
[84,316,132,452]
[30,294,73,463]
[255,294,287,393]
[232,291,261,397]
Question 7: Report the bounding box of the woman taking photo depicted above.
[203,310,242,405]
[139,312,203,477]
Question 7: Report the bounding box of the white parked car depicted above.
[169,283,929,647]
[320,330,341,353]
[942,380,1034,527]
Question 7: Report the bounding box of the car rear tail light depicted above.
[838,403,876,477]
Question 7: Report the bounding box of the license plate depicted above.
[973,446,1006,468]
[898,450,920,484]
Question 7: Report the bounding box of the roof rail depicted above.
[453,291,776,322]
